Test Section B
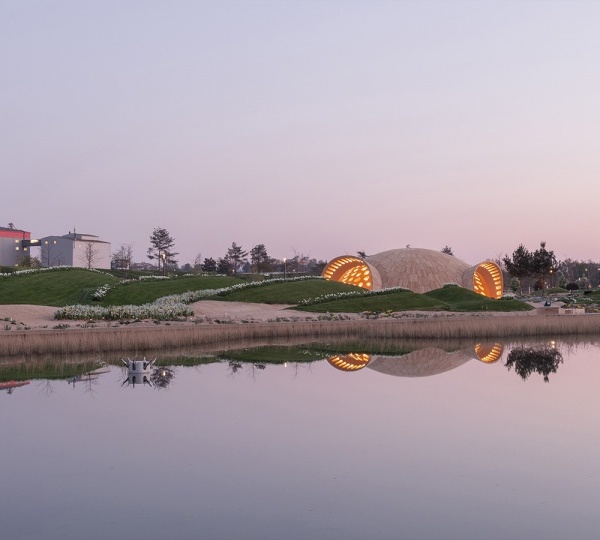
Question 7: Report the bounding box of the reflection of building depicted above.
[40,232,111,269]
[0,380,30,394]
[327,343,504,377]
[327,353,371,371]
[323,248,503,299]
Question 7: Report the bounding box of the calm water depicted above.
[2,339,600,540]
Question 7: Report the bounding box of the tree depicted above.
[505,346,563,383]
[226,242,248,275]
[250,244,272,274]
[357,250,367,259]
[17,255,40,268]
[201,257,217,273]
[441,245,454,256]
[502,245,533,293]
[509,277,520,294]
[112,243,134,276]
[532,241,557,292]
[217,256,232,275]
[42,239,62,267]
[147,227,178,275]
[80,241,99,269]
[193,253,203,271]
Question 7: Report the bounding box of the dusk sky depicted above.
[3,1,599,266]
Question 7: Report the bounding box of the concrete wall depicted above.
[40,235,111,269]
[0,230,31,267]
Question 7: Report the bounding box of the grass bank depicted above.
[295,286,533,313]
[0,269,120,306]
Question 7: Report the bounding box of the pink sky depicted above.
[3,1,599,266]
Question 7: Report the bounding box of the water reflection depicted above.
[120,358,176,389]
[0,380,30,394]
[505,346,564,382]
[327,343,504,378]
[0,338,586,393]
[68,362,111,387]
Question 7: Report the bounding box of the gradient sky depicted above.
[3,0,599,266]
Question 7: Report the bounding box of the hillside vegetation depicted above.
[0,269,120,306]
[99,275,242,306]
[215,279,357,304]
[0,269,532,315]
[295,286,533,313]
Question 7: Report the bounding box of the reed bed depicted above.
[2,314,600,359]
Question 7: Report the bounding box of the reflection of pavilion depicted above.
[327,343,503,378]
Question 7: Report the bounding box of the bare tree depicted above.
[80,241,100,269]
[112,243,134,276]
[193,252,203,272]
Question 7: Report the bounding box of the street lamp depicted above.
[283,258,287,280]
[161,252,167,276]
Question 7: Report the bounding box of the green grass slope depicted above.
[294,289,447,313]
[215,279,357,304]
[0,269,120,306]
[424,286,533,312]
[295,285,533,313]
[100,275,243,306]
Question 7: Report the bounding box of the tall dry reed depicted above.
[2,314,600,359]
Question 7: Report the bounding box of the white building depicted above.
[40,232,111,269]
[0,226,32,267]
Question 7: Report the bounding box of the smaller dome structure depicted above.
[322,248,503,299]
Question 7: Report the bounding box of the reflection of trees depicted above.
[150,367,175,389]
[227,361,267,380]
[228,361,243,376]
[38,380,55,397]
[505,346,563,382]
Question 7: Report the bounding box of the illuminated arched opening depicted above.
[474,343,504,363]
[327,354,371,372]
[322,256,373,289]
[471,262,503,299]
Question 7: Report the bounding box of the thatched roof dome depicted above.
[365,248,468,294]
[322,247,503,298]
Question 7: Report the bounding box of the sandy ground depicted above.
[0,301,329,330]
[0,299,556,331]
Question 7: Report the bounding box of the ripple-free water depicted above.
[1,340,599,540]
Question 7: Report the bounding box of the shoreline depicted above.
[2,311,600,359]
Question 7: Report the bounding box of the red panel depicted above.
[0,230,30,239]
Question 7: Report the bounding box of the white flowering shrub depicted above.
[92,284,112,300]
[56,276,324,321]
[0,266,114,279]
[298,286,410,306]
[55,300,194,321]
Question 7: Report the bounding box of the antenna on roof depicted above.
[8,223,15,229]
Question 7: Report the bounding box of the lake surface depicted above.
[2,338,600,539]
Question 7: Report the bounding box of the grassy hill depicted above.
[294,289,447,313]
[424,286,533,312]
[0,269,533,316]
[0,269,120,306]
[295,285,533,313]
[214,279,358,304]
[99,275,242,306]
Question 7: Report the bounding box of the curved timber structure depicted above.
[325,343,504,376]
[322,248,503,299]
